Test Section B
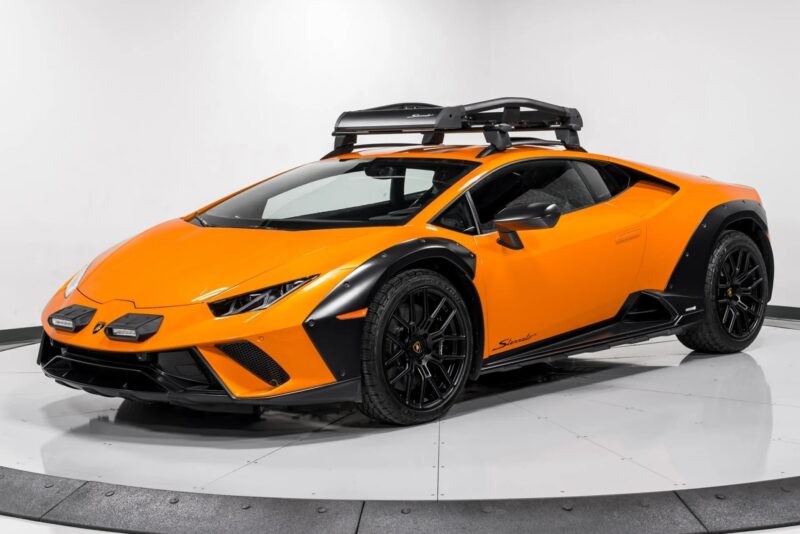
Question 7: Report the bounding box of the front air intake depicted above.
[216,341,290,387]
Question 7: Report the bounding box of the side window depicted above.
[470,160,596,227]
[573,161,632,201]
[434,197,478,235]
[573,161,612,201]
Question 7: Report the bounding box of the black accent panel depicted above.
[482,291,703,373]
[217,341,290,387]
[104,313,163,342]
[667,199,773,301]
[38,333,361,409]
[40,334,224,394]
[47,305,96,333]
[622,292,674,323]
[304,237,477,381]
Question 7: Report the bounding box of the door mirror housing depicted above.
[494,202,561,250]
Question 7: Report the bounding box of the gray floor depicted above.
[1,326,799,502]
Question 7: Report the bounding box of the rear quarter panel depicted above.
[606,158,762,292]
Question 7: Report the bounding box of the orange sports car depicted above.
[39,97,773,425]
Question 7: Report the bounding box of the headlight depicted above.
[64,263,90,298]
[208,276,316,317]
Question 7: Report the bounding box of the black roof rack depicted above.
[325,97,584,159]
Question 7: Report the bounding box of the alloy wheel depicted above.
[716,246,766,339]
[381,287,469,410]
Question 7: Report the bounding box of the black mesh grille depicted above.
[39,335,225,393]
[217,341,290,387]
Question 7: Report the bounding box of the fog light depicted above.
[47,305,96,333]
[51,318,74,329]
[104,313,163,342]
[110,328,137,338]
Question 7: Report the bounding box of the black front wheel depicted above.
[359,269,473,425]
[678,230,768,353]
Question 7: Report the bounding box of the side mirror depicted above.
[494,202,561,250]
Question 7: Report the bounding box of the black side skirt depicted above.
[481,290,704,374]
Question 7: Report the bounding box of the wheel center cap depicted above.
[412,340,423,354]
[727,287,734,298]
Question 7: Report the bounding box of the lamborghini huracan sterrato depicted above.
[39,98,773,425]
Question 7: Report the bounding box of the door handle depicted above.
[615,226,642,244]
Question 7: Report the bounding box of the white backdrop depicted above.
[1,0,798,328]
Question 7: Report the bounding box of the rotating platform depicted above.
[1,325,799,502]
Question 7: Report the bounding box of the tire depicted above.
[358,269,473,425]
[677,230,769,353]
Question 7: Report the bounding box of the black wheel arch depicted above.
[667,199,774,302]
[303,238,484,383]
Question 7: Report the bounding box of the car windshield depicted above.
[198,158,478,230]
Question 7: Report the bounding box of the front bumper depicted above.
[38,333,361,411]
[39,274,363,407]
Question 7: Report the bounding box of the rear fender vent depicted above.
[622,293,675,323]
[216,341,290,387]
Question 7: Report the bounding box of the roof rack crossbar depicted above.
[328,97,584,158]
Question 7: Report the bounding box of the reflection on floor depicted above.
[0,326,798,501]
[0,514,98,533]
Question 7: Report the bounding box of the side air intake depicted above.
[217,341,290,387]
[622,292,675,323]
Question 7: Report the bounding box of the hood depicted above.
[78,219,387,308]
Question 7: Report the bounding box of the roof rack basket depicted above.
[326,97,584,158]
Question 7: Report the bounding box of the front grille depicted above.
[39,335,225,393]
[217,341,289,387]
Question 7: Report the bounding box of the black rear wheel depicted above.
[678,230,768,353]
[359,269,473,425]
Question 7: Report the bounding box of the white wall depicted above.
[1,0,798,328]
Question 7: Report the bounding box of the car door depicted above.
[467,158,645,358]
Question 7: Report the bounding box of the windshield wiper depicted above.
[194,214,211,227]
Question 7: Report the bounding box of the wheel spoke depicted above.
[429,359,454,388]
[389,365,411,385]
[417,367,427,406]
[441,353,467,361]
[421,297,447,331]
[404,371,414,404]
[386,332,404,349]
[735,249,746,274]
[722,257,735,283]
[392,312,411,332]
[721,305,731,325]
[384,349,404,367]
[742,277,764,291]
[740,293,764,305]
[727,307,737,334]
[737,264,759,284]
[430,310,458,342]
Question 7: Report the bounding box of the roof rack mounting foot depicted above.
[322,134,358,159]
[478,124,513,158]
[555,129,586,152]
[421,131,444,145]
